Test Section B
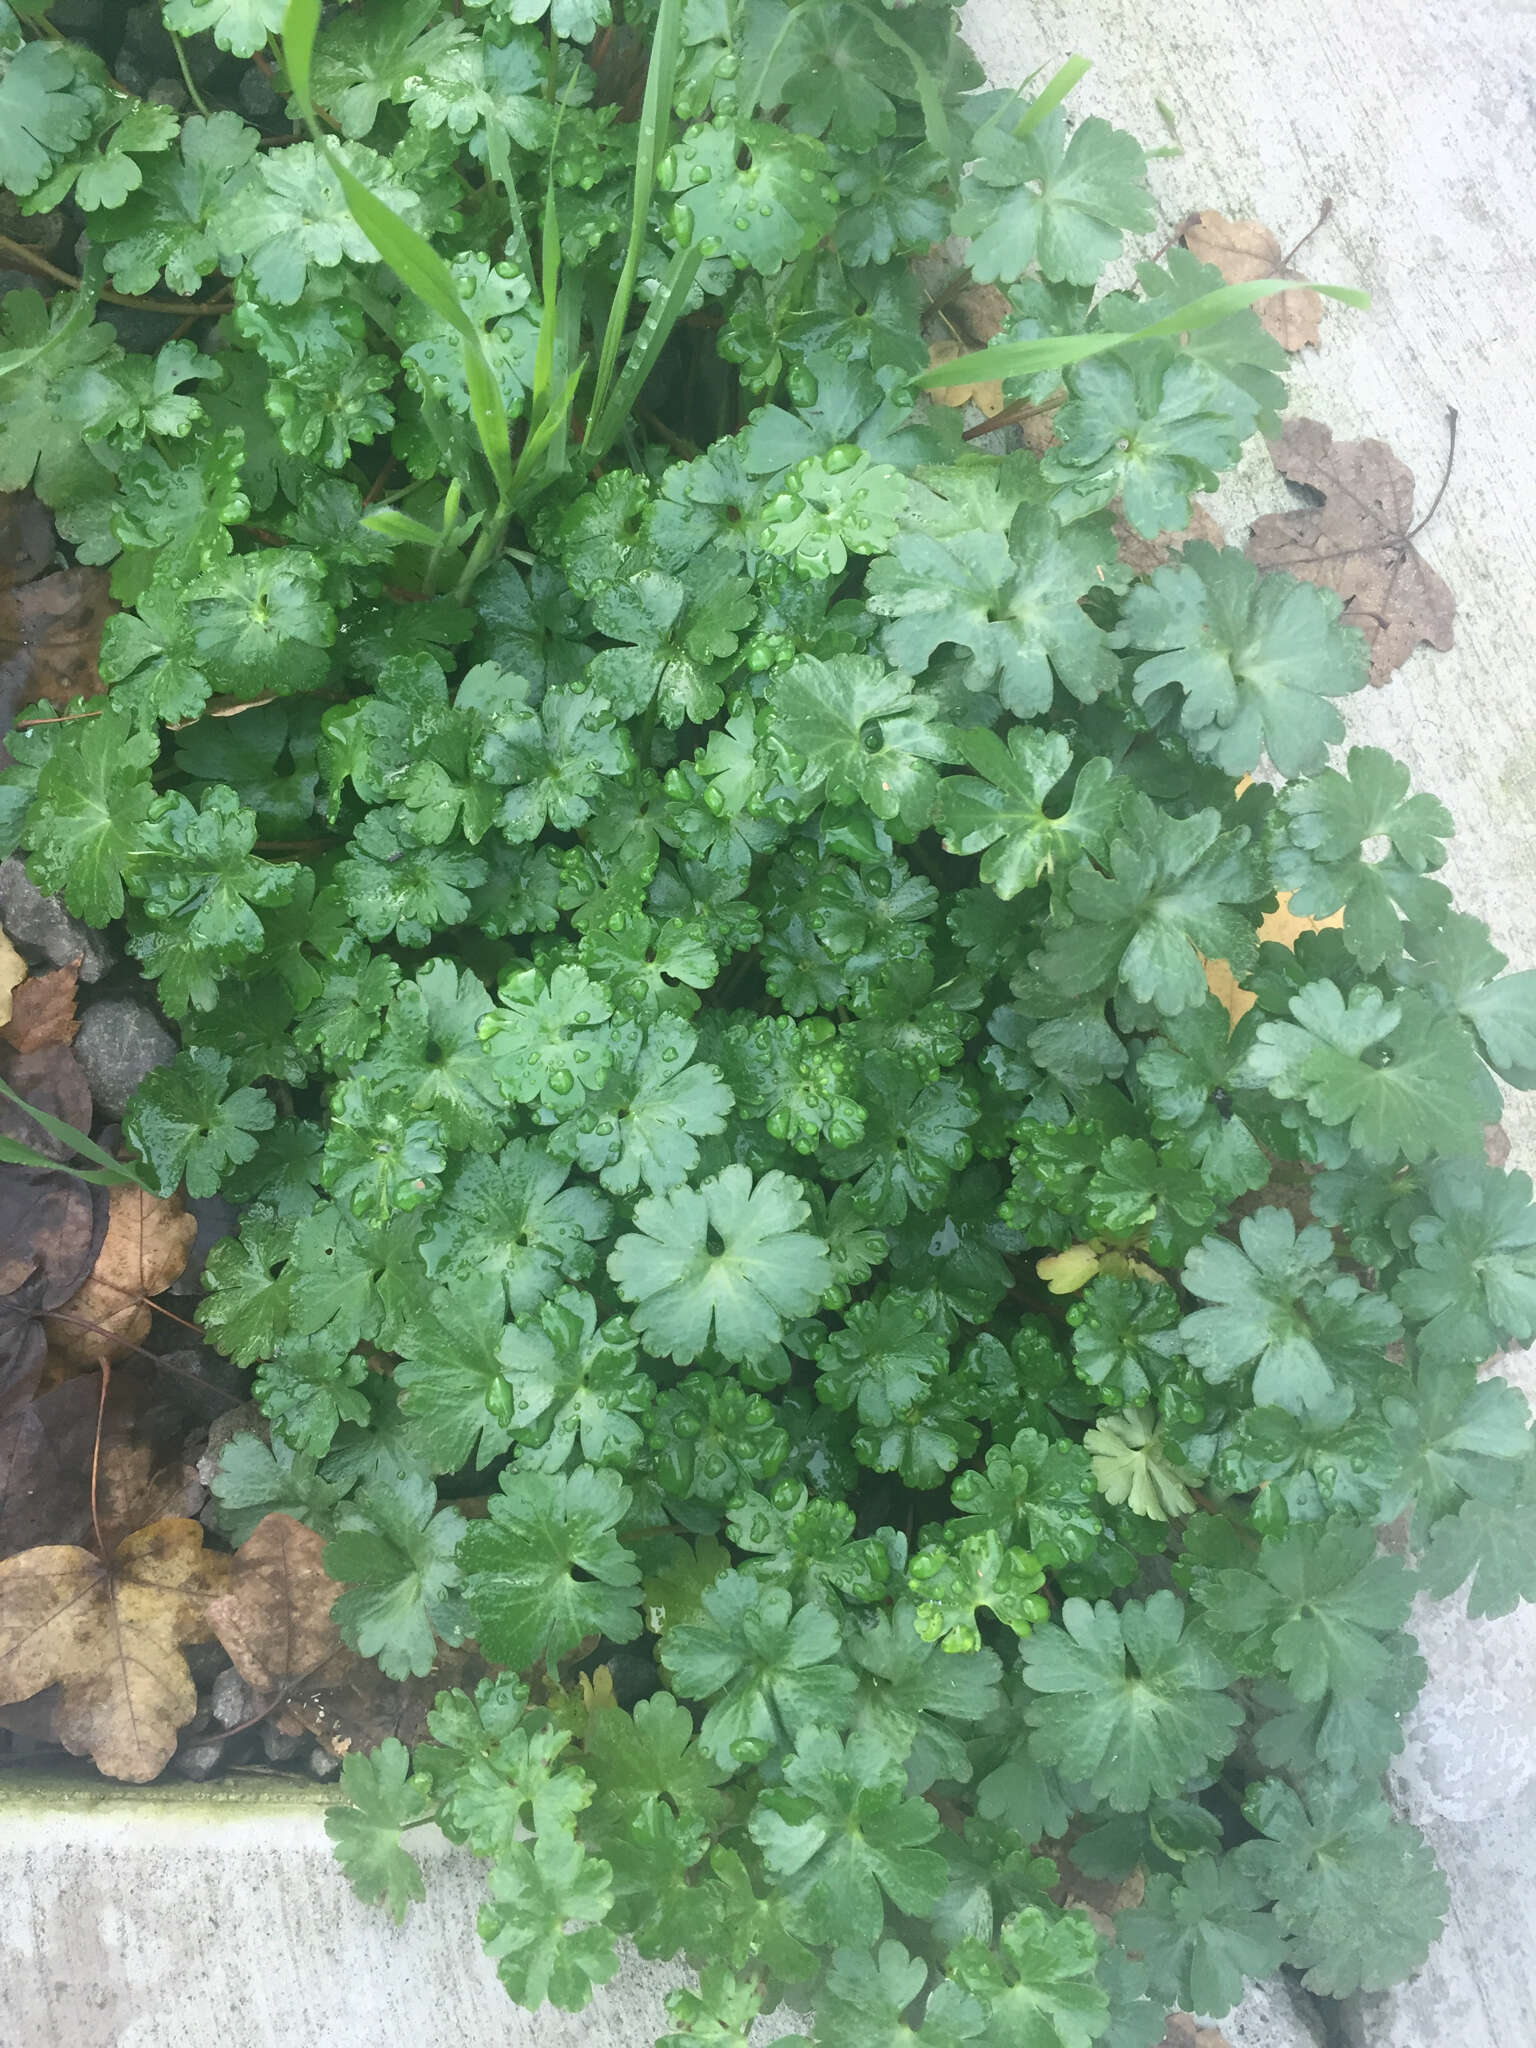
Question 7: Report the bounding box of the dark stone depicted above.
[0,858,114,981]
[72,997,176,1118]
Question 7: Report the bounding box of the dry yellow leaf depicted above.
[1203,891,1346,1028]
[0,1518,229,1781]
[926,338,1006,418]
[1037,1243,1162,1294]
[44,1183,197,1364]
[0,929,25,1028]
[1257,892,1345,948]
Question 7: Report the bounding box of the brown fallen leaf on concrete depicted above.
[45,1183,197,1365]
[1160,2017,1231,2048]
[1181,208,1323,350]
[0,1516,229,1780]
[0,566,112,715]
[1247,416,1456,687]
[1113,497,1225,577]
[208,1512,344,1697]
[1,959,79,1052]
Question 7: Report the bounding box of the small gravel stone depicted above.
[307,1746,342,1780]
[261,1723,305,1764]
[0,858,114,981]
[175,1740,226,1781]
[211,1669,255,1730]
[72,997,176,1118]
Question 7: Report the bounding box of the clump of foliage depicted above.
[4,0,1536,2040]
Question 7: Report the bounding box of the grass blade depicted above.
[916,276,1370,390]
[0,1075,154,1191]
[281,0,320,120]
[585,0,684,442]
[1015,54,1091,137]
[583,242,703,462]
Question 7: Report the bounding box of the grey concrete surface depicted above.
[4,4,1534,2045]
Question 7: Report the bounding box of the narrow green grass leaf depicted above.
[917,276,1370,390]
[587,0,684,439]
[585,243,703,462]
[0,1075,154,1191]
[1015,54,1092,137]
[280,0,320,123]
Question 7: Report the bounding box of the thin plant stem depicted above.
[170,32,212,118]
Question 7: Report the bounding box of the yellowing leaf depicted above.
[1038,1243,1106,1294]
[0,1518,230,1781]
[0,929,25,1028]
[1204,892,1346,1028]
[926,338,1005,417]
[1258,891,1344,949]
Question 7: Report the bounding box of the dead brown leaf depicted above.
[950,281,1011,346]
[0,1168,100,1312]
[208,1512,344,1697]
[280,1641,489,1759]
[1,960,80,1052]
[0,566,112,713]
[1181,209,1322,350]
[44,1184,197,1366]
[1247,416,1456,687]
[0,493,54,592]
[1113,497,1225,577]
[0,1516,229,1780]
[0,1043,91,1161]
[95,1441,206,1556]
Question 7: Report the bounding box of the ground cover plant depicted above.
[1,0,1535,2041]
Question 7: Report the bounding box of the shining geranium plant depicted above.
[3,0,1533,2041]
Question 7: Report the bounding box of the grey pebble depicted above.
[210,1668,255,1730]
[0,858,114,982]
[307,1746,342,1781]
[72,997,176,1118]
[261,1724,305,1764]
[175,1740,225,1781]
